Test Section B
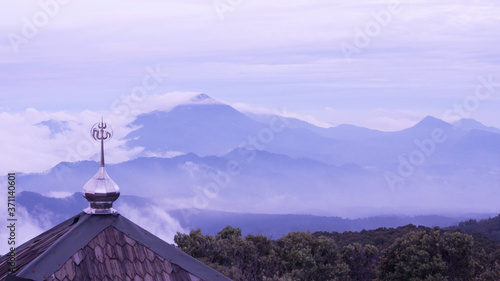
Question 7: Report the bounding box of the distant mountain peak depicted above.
[189,93,221,105]
[454,118,500,134]
[36,119,73,138]
[420,115,444,123]
[414,116,451,129]
[396,116,452,135]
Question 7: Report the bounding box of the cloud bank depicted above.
[0,0,499,130]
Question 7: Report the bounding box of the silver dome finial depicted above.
[83,119,120,215]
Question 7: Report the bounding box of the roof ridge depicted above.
[15,213,113,279]
[3,213,231,281]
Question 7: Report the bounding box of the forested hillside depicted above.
[451,214,500,242]
[175,217,500,281]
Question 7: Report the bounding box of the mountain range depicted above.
[25,93,500,218]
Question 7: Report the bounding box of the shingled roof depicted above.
[1,212,230,280]
[0,120,232,281]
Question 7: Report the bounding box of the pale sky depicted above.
[1,0,500,130]
[0,2,500,245]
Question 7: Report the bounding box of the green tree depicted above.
[241,234,277,280]
[442,232,475,280]
[212,226,245,267]
[277,231,347,280]
[174,221,500,281]
[474,262,500,281]
[174,228,214,259]
[342,242,379,280]
[380,230,448,281]
[380,230,477,281]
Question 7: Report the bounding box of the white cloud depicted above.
[144,150,185,159]
[0,92,206,175]
[46,191,74,198]
[117,92,216,117]
[319,107,426,131]
[0,178,46,254]
[365,108,425,131]
[233,102,333,128]
[116,202,188,244]
[280,110,332,128]
[1,0,500,163]
[231,103,276,116]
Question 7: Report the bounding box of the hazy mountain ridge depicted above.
[19,94,500,215]
[19,150,380,214]
[125,99,500,168]
[16,191,496,238]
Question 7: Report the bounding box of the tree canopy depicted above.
[175,216,500,281]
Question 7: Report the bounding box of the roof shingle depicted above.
[0,213,231,281]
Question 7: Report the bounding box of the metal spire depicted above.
[92,116,112,167]
[82,118,120,215]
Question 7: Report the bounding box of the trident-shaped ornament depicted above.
[90,118,113,167]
